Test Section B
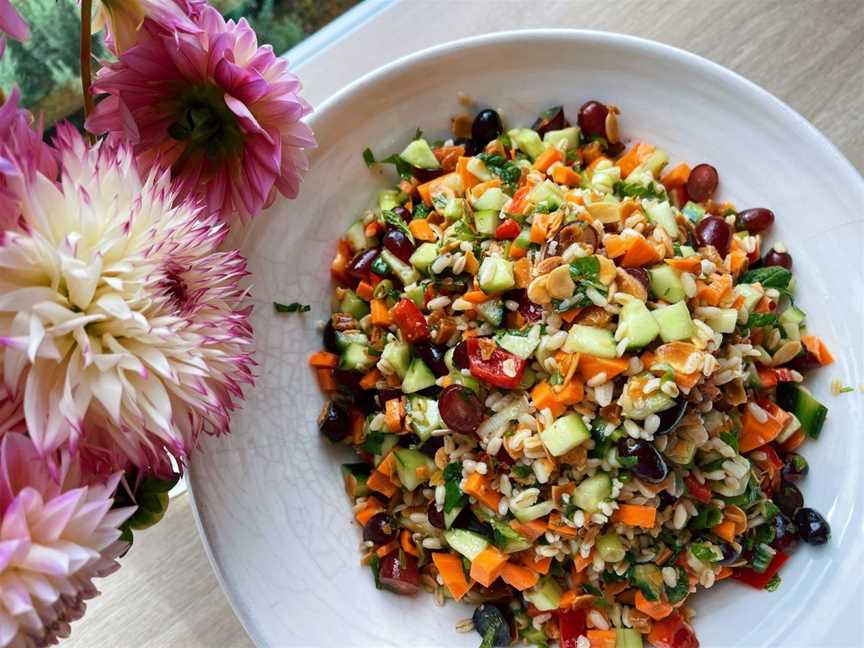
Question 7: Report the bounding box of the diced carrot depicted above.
[385,397,402,433]
[355,498,385,526]
[634,590,674,621]
[375,539,399,558]
[510,519,548,542]
[664,256,702,273]
[530,212,550,244]
[604,581,630,597]
[780,428,807,453]
[308,351,339,368]
[753,296,772,313]
[316,368,337,392]
[519,552,552,575]
[551,483,576,507]
[729,249,748,274]
[587,629,618,648]
[434,145,465,171]
[470,546,508,587]
[470,178,502,200]
[573,550,593,574]
[674,371,701,391]
[513,257,532,288]
[739,402,790,453]
[463,250,480,274]
[463,473,502,510]
[359,368,381,391]
[365,220,384,238]
[712,520,737,543]
[717,566,733,581]
[578,355,629,382]
[417,172,463,206]
[463,290,489,304]
[533,147,564,172]
[408,219,437,242]
[456,156,481,191]
[370,299,391,326]
[432,552,472,601]
[508,185,531,215]
[660,162,691,188]
[620,235,661,267]
[560,308,582,323]
[697,274,732,306]
[400,528,419,557]
[555,378,585,406]
[351,410,365,445]
[376,451,397,478]
[613,504,657,529]
[603,234,627,258]
[551,165,581,186]
[367,470,398,498]
[331,239,353,285]
[356,280,375,301]
[509,242,528,259]
[547,512,580,538]
[617,142,655,178]
[802,335,834,365]
[531,380,566,417]
[500,562,540,591]
[558,590,582,609]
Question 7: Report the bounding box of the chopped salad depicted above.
[309,100,833,648]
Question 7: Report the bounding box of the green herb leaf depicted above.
[273,301,310,313]
[689,506,723,529]
[369,554,382,589]
[664,566,690,603]
[569,255,600,279]
[412,203,432,220]
[414,127,423,140]
[581,583,603,596]
[362,148,376,167]
[383,209,415,244]
[476,153,522,193]
[362,431,387,455]
[720,430,740,453]
[512,464,533,480]
[364,148,414,180]
[750,544,776,573]
[763,501,780,522]
[764,574,782,592]
[480,620,501,648]
[690,542,722,562]
[443,462,467,513]
[739,266,793,290]
[614,181,667,201]
[746,312,778,328]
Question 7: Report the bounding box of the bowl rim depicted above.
[187,28,864,647]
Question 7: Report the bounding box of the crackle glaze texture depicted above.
[188,31,864,648]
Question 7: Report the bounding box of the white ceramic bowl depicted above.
[189,30,864,647]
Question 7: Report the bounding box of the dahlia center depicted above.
[167,85,244,160]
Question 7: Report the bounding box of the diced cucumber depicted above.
[399,138,440,170]
[473,187,508,211]
[681,201,705,223]
[381,340,411,379]
[467,156,493,181]
[620,389,676,420]
[443,196,465,221]
[444,506,463,529]
[345,221,373,252]
[474,209,499,236]
[449,372,482,395]
[375,434,399,466]
[678,244,697,257]
[629,564,664,601]
[528,179,564,207]
[410,242,439,273]
[478,257,515,294]
[512,500,555,522]
[543,126,580,150]
[407,396,441,441]
[380,248,420,285]
[652,301,695,343]
[733,283,763,312]
[564,325,618,358]
[705,308,738,334]
[378,189,403,211]
[616,299,660,350]
[394,448,435,491]
[572,473,612,513]
[595,532,626,563]
[497,326,541,359]
[490,519,533,553]
[340,463,371,498]
[339,290,370,320]
[640,149,669,177]
[401,358,436,394]
[475,299,504,327]
[339,343,375,372]
[404,282,426,308]
[508,128,545,160]
[649,265,686,303]
[444,529,489,561]
[777,383,828,439]
[524,576,563,612]
[335,330,369,351]
[778,306,806,340]
[512,228,532,250]
[541,413,590,457]
[518,367,537,390]
[644,201,679,238]
[616,629,644,648]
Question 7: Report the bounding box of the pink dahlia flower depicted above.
[93,0,200,55]
[0,432,134,647]
[0,0,28,56]
[0,125,254,471]
[87,4,316,222]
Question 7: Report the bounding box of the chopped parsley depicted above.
[614,180,667,200]
[764,574,782,592]
[382,209,415,244]
[476,153,521,192]
[739,266,793,290]
[443,462,467,513]
[362,430,387,455]
[362,148,413,180]
[746,312,778,328]
[273,301,310,313]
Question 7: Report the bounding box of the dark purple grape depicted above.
[781,453,809,481]
[419,436,445,459]
[794,507,830,545]
[439,384,484,434]
[392,206,411,224]
[686,163,719,202]
[318,401,351,442]
[378,387,403,405]
[397,433,421,448]
[655,400,688,436]
[736,208,775,234]
[471,109,503,146]
[763,248,792,269]
[515,291,543,322]
[322,320,339,353]
[348,247,380,279]
[658,490,676,509]
[772,512,799,552]
[453,137,478,156]
[383,228,416,264]
[363,512,396,544]
[331,369,363,395]
[414,341,449,377]
[427,502,445,529]
[578,100,608,138]
[353,390,377,415]
[452,341,470,370]
[532,106,566,138]
[378,552,419,595]
[473,604,512,647]
[717,541,742,565]
[617,438,668,483]
[785,350,820,373]
[695,216,733,257]
[412,167,445,183]
[624,267,651,293]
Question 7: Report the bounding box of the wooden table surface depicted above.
[66,1,863,647]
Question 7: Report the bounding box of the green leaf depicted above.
[569,255,600,279]
[746,312,778,328]
[480,620,502,648]
[362,431,387,455]
[689,506,723,529]
[764,574,782,592]
[363,148,414,180]
[443,462,467,513]
[383,209,415,244]
[614,181,667,200]
[412,203,432,220]
[719,430,739,453]
[362,148,376,167]
[664,566,690,603]
[274,301,310,313]
[581,583,603,596]
[512,464,533,480]
[476,153,521,192]
[690,541,722,562]
[369,554,382,589]
[739,266,793,290]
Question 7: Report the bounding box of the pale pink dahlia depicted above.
[0,432,134,647]
[86,4,316,222]
[0,125,254,470]
[92,0,200,55]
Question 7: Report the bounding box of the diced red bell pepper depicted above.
[648,612,700,648]
[755,365,779,389]
[391,298,429,343]
[507,186,531,215]
[558,609,587,648]
[684,475,713,504]
[495,218,521,240]
[732,551,789,589]
[378,551,420,595]
[465,338,526,390]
